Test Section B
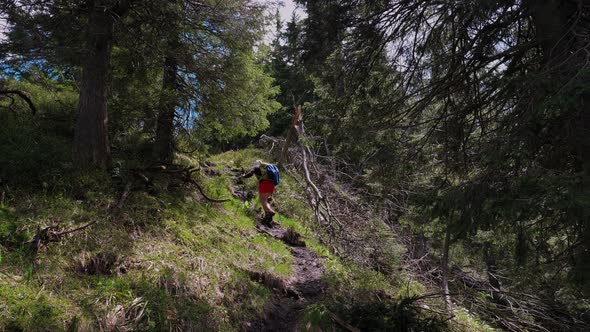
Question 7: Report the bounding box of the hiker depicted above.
[243,160,279,224]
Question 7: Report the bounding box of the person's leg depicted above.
[259,192,275,214]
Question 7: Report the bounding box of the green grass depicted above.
[451,308,498,332]
[0,283,72,331]
[0,167,286,330]
[0,148,497,331]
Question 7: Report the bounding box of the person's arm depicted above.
[243,167,256,178]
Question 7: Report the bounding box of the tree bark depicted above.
[153,46,179,163]
[73,1,117,169]
[442,225,453,314]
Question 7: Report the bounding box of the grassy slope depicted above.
[0,148,494,331]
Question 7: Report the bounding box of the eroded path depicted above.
[248,223,327,331]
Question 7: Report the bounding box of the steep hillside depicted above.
[0,148,493,331]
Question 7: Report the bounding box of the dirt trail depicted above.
[246,223,327,332]
[220,166,327,331]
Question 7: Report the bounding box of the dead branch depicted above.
[278,105,302,169]
[266,113,390,266]
[301,144,323,201]
[115,181,133,211]
[27,219,98,253]
[330,312,361,332]
[54,219,99,237]
[413,254,590,332]
[0,270,18,283]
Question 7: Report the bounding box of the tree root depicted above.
[186,177,229,203]
[130,164,230,202]
[0,89,37,114]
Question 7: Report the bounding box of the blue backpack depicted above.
[264,163,280,186]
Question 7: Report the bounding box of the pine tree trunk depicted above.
[153,52,178,164]
[442,225,453,314]
[73,2,115,169]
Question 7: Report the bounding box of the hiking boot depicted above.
[261,215,271,226]
[262,211,275,226]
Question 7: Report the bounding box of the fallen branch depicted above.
[27,219,98,253]
[53,219,98,237]
[115,181,133,210]
[330,312,361,332]
[420,261,590,331]
[0,270,18,283]
[301,144,323,201]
